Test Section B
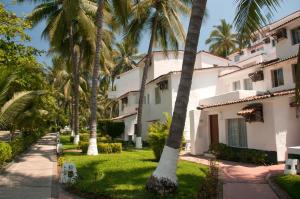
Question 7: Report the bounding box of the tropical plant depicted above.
[205,19,237,57]
[146,0,207,194]
[17,0,98,144]
[127,0,191,149]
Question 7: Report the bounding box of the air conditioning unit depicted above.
[273,28,287,40]
[249,70,264,82]
[157,80,168,90]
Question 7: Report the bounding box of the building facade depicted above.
[108,11,300,162]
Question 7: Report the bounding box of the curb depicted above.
[266,173,291,199]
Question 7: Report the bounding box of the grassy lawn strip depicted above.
[61,137,207,199]
[275,174,300,199]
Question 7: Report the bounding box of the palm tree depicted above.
[87,0,104,156]
[127,0,190,149]
[146,0,207,193]
[18,0,97,144]
[234,0,300,104]
[205,19,237,57]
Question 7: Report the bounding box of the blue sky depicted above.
[1,0,300,66]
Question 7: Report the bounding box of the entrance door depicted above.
[209,115,219,145]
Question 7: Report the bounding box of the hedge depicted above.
[79,142,122,154]
[98,120,125,139]
[0,142,12,167]
[210,143,277,165]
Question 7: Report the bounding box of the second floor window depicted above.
[271,68,284,88]
[233,81,241,91]
[291,27,300,45]
[121,97,128,111]
[234,55,240,62]
[155,87,161,104]
[244,78,253,90]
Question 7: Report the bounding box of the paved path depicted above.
[180,154,284,199]
[0,133,57,199]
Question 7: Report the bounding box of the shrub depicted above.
[70,136,74,143]
[0,142,12,166]
[97,136,111,143]
[58,156,65,166]
[210,143,274,165]
[97,143,122,154]
[79,142,89,154]
[98,120,125,139]
[148,113,186,161]
[111,143,122,153]
[80,133,90,142]
[10,138,25,157]
[80,129,89,134]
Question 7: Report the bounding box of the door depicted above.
[209,115,219,145]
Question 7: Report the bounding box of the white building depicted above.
[109,11,300,162]
[190,10,300,162]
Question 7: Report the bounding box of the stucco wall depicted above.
[123,115,137,141]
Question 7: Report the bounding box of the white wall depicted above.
[271,18,300,58]
[118,92,139,115]
[123,115,137,141]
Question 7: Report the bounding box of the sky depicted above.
[1,0,300,66]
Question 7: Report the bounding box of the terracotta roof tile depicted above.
[198,89,295,109]
[112,112,137,120]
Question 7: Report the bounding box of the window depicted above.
[244,78,253,90]
[233,81,241,91]
[143,96,146,104]
[121,97,128,111]
[292,64,298,83]
[135,94,139,104]
[291,27,300,45]
[272,39,276,47]
[234,55,240,62]
[155,87,161,104]
[271,68,284,87]
[147,94,150,104]
[227,118,247,148]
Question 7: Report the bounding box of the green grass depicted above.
[61,136,207,199]
[275,174,300,199]
[60,135,78,150]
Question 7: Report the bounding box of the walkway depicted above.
[181,154,284,199]
[0,133,57,199]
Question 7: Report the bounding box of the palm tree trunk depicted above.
[70,23,80,145]
[146,0,207,194]
[295,44,300,105]
[87,0,104,156]
[70,97,75,136]
[135,15,158,149]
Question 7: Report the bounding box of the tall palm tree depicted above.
[87,0,104,156]
[127,0,190,148]
[234,0,300,104]
[205,19,237,57]
[146,0,207,193]
[17,0,97,144]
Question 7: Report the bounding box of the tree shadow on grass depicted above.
[71,159,206,199]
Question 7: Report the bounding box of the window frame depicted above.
[291,27,300,45]
[243,78,253,90]
[155,87,161,104]
[227,118,248,148]
[271,68,284,88]
[232,80,241,91]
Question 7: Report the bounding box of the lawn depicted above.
[60,136,208,199]
[275,174,300,199]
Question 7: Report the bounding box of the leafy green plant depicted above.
[58,156,65,166]
[98,120,125,139]
[148,113,171,161]
[79,141,89,154]
[80,133,89,142]
[0,142,12,167]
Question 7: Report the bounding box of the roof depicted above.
[269,10,300,31]
[117,90,139,100]
[198,89,295,110]
[146,66,240,85]
[220,55,298,78]
[112,112,137,120]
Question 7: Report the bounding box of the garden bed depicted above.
[275,174,300,199]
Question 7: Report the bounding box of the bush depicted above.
[80,133,89,142]
[97,143,122,154]
[10,138,25,157]
[79,141,89,154]
[98,120,125,139]
[97,136,111,143]
[210,143,275,165]
[80,129,89,134]
[58,156,65,166]
[0,142,12,166]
